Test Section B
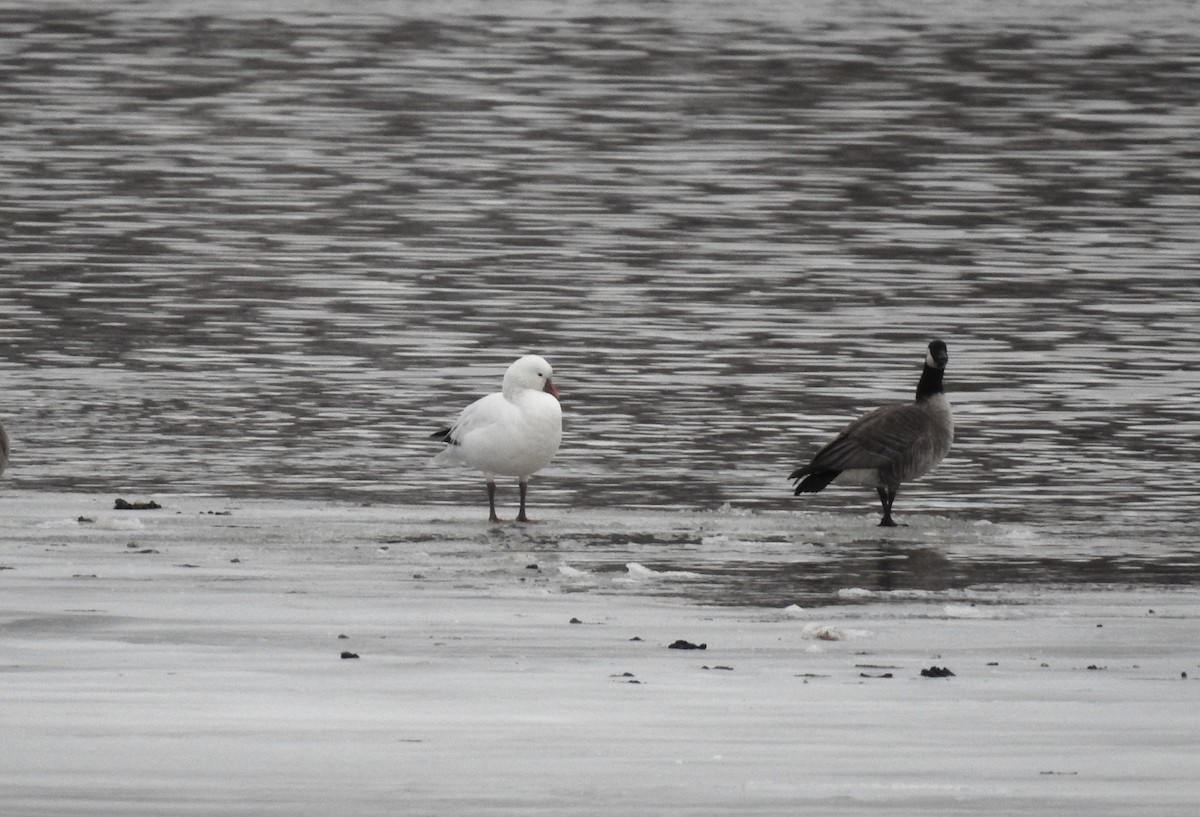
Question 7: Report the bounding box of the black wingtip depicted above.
[791,469,840,495]
[430,427,453,442]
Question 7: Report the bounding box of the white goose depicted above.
[431,355,562,523]
[790,340,954,526]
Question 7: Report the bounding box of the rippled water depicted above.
[1,1,1199,565]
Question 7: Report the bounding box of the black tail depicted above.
[790,468,840,495]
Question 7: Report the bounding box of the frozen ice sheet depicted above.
[1,491,1198,816]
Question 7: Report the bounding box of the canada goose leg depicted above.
[877,486,899,527]
[487,480,503,524]
[516,479,535,524]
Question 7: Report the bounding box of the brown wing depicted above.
[804,404,918,471]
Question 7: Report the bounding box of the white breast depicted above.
[434,389,562,479]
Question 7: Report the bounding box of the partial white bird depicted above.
[790,340,954,527]
[0,419,8,477]
[431,355,562,523]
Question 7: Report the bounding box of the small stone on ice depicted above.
[920,665,955,678]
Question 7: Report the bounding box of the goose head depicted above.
[926,340,949,369]
[504,354,559,399]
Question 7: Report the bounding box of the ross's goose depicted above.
[790,340,954,526]
[431,355,562,523]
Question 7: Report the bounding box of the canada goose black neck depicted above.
[915,364,944,401]
[915,340,948,402]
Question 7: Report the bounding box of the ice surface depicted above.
[2,491,1198,816]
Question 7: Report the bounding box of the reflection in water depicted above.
[1,2,1199,574]
[707,545,1200,608]
[382,513,1200,607]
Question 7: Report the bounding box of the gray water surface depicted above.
[1,1,1198,589]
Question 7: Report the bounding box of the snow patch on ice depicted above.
[943,603,993,618]
[34,514,146,531]
[838,587,985,603]
[998,524,1040,543]
[837,587,875,599]
[93,516,146,530]
[37,518,91,530]
[801,622,872,641]
[620,562,703,582]
[558,565,594,580]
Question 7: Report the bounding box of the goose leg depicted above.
[487,480,502,523]
[516,479,534,523]
[877,486,898,527]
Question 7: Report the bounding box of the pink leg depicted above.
[515,479,534,523]
[487,480,502,523]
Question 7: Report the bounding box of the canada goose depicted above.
[790,340,953,526]
[431,355,562,523]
